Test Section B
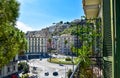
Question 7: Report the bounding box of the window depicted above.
[13,66,15,71]
[0,69,1,75]
[7,67,10,72]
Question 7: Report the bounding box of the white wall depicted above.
[0,55,18,78]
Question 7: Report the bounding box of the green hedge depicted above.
[48,57,80,65]
[65,57,72,61]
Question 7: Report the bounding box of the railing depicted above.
[70,61,81,78]
[69,56,103,78]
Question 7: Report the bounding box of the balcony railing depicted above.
[70,56,103,78]
[70,61,81,78]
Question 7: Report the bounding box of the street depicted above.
[27,57,75,78]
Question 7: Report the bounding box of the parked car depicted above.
[45,72,49,76]
[55,53,58,55]
[40,58,42,60]
[53,72,58,76]
[59,64,64,66]
[33,67,37,70]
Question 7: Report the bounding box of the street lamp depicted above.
[70,43,74,72]
[72,51,74,71]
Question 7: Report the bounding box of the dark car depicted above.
[55,53,58,55]
[45,72,49,76]
[33,67,37,70]
[59,64,64,66]
[40,58,42,60]
[53,72,58,76]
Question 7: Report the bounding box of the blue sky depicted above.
[16,0,84,32]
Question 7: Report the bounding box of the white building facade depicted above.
[57,34,81,55]
[26,35,48,55]
[0,55,18,78]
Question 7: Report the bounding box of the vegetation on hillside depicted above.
[60,26,76,35]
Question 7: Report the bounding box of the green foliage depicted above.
[64,39,68,45]
[65,57,71,61]
[78,46,91,67]
[0,23,27,68]
[59,21,63,24]
[48,38,52,44]
[70,18,102,77]
[48,58,79,65]
[18,62,29,73]
[47,38,52,61]
[21,73,29,78]
[61,26,76,34]
[0,0,20,25]
[0,0,27,68]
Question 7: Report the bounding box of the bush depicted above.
[65,57,71,61]
[21,74,29,78]
[18,63,23,71]
[18,62,29,73]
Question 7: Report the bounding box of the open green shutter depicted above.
[115,0,120,77]
[103,0,112,78]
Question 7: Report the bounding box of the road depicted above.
[27,58,75,78]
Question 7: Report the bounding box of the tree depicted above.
[0,0,27,68]
[71,18,102,78]
[60,21,63,24]
[47,38,52,62]
[0,0,20,25]
[18,62,29,74]
[64,39,68,54]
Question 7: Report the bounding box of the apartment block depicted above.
[26,33,48,57]
[57,34,81,55]
[0,55,18,78]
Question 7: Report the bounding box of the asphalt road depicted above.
[27,58,75,78]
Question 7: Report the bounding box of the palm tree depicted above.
[48,38,52,62]
[64,39,68,55]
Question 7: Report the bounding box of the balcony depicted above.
[82,0,101,19]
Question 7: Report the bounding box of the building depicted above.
[26,31,49,58]
[58,34,81,55]
[26,35,47,54]
[0,55,18,78]
[26,30,81,57]
[52,36,59,50]
[83,0,120,78]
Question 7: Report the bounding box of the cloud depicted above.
[17,0,37,4]
[16,21,34,33]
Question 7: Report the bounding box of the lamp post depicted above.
[72,51,74,71]
[65,66,66,78]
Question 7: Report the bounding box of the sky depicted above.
[16,0,84,33]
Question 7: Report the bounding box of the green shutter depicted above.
[103,0,112,78]
[103,0,112,57]
[115,0,120,77]
[104,60,112,78]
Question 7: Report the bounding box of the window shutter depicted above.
[103,0,112,78]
